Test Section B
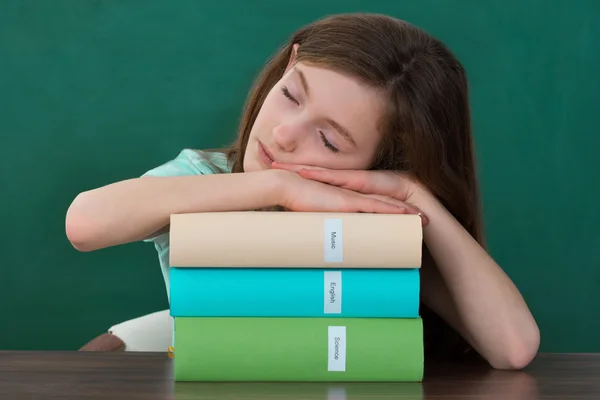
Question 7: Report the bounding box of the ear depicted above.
[285,43,300,73]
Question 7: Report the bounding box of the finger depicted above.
[271,162,327,173]
[366,194,417,212]
[300,169,411,200]
[365,194,429,225]
[270,162,304,173]
[354,197,409,214]
[298,169,369,192]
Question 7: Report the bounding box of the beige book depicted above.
[169,212,422,268]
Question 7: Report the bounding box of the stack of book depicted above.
[168,211,424,382]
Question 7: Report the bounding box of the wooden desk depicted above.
[0,351,598,399]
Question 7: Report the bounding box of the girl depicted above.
[67,13,540,369]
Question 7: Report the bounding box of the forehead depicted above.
[289,62,386,145]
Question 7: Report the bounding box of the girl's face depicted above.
[243,59,386,173]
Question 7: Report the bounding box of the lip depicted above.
[257,140,276,167]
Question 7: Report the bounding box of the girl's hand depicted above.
[272,162,429,224]
[273,169,421,216]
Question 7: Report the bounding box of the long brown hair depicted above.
[224,13,485,358]
[226,13,484,245]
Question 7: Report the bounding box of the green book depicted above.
[173,317,423,382]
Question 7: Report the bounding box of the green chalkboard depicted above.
[1,0,598,352]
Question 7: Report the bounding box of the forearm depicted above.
[417,190,540,369]
[65,170,285,251]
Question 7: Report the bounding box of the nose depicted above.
[272,121,303,152]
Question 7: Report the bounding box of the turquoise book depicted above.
[169,267,420,318]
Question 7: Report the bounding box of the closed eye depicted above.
[320,132,339,153]
[281,86,299,105]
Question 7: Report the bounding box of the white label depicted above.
[324,271,342,314]
[324,218,343,262]
[328,326,347,372]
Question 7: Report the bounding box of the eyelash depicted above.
[320,132,339,153]
[281,86,339,154]
[281,86,299,105]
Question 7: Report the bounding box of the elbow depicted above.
[491,345,538,371]
[65,191,103,252]
[490,323,540,370]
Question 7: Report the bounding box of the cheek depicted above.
[335,155,375,171]
[253,91,282,127]
[261,83,300,126]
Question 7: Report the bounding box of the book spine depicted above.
[169,212,422,268]
[169,268,420,318]
[173,317,424,382]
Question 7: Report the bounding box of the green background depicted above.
[1,1,598,352]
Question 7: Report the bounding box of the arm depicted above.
[268,165,540,370]
[65,170,286,252]
[415,188,540,370]
[66,167,406,252]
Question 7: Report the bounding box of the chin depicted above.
[242,151,261,172]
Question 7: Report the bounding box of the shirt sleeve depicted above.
[141,149,226,178]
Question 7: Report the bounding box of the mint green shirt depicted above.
[141,149,231,302]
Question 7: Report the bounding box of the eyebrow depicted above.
[294,67,357,147]
[326,118,356,147]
